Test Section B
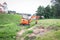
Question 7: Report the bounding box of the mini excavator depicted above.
[20,14,40,25]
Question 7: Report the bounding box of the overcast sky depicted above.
[0,0,51,14]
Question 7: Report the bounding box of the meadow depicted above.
[0,13,60,40]
[23,19,60,40]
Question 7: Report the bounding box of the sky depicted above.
[0,0,51,14]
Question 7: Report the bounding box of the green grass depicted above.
[0,13,21,25]
[0,13,36,40]
[30,20,36,27]
[38,19,60,27]
[0,13,22,40]
[35,30,60,40]
[0,13,60,40]
[24,19,60,40]
[35,19,60,40]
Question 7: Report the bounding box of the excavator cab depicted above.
[20,14,31,25]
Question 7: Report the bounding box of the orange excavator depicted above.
[20,14,40,25]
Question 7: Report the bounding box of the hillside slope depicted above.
[0,13,22,40]
[22,19,60,40]
[0,13,21,25]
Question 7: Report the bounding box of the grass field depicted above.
[23,19,60,40]
[0,13,36,40]
[35,19,60,40]
[0,13,22,40]
[39,19,60,27]
[0,13,60,40]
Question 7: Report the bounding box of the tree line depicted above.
[36,0,60,19]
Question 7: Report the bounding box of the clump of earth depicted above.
[24,25,60,40]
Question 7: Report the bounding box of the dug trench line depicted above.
[16,25,60,40]
[16,24,40,40]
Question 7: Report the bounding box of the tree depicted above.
[51,6,56,18]
[36,6,45,16]
[44,5,51,18]
[51,0,60,18]
[36,5,52,18]
[36,0,60,19]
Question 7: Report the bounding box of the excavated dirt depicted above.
[16,25,60,40]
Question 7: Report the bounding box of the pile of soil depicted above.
[24,25,60,40]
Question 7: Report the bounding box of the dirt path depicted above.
[16,24,40,40]
[16,30,25,40]
[16,22,53,40]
